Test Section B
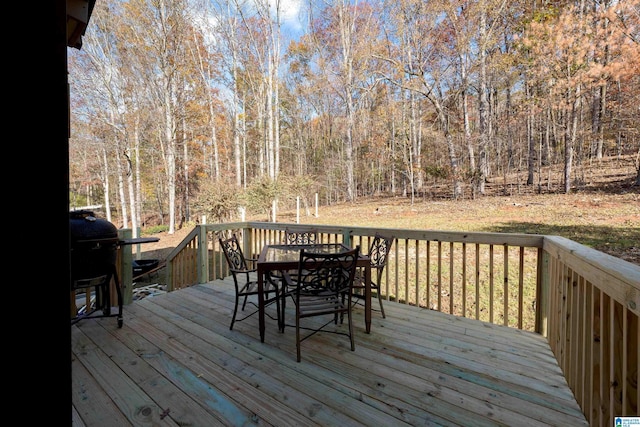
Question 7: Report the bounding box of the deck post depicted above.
[537,247,549,337]
[197,225,208,284]
[242,226,253,259]
[118,228,134,305]
[342,229,352,248]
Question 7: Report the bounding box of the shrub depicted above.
[192,179,242,223]
[143,224,169,234]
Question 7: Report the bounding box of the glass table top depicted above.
[261,243,349,263]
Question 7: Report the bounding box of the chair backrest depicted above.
[284,227,319,245]
[219,234,248,272]
[296,246,360,297]
[369,233,394,279]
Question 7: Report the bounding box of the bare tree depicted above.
[380,0,463,198]
[71,2,137,231]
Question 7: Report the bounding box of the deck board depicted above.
[71,278,588,426]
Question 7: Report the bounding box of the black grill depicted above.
[70,210,123,327]
[70,210,119,282]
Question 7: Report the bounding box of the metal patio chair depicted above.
[349,233,394,318]
[219,234,281,331]
[281,246,360,362]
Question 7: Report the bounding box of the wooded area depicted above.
[68,0,640,234]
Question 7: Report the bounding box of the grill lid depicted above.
[69,210,118,244]
[69,210,119,285]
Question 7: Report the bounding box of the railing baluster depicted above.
[449,241,454,314]
[437,241,442,312]
[518,247,524,330]
[503,244,509,326]
[426,240,431,309]
[489,244,494,324]
[462,242,467,318]
[415,240,420,306]
[475,243,480,320]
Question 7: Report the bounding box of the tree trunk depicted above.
[526,82,535,186]
[164,81,177,234]
[477,7,489,196]
[564,91,581,194]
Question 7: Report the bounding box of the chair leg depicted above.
[230,289,240,330]
[275,288,282,332]
[266,275,286,332]
[280,284,295,332]
[347,309,355,351]
[280,291,286,332]
[377,291,386,318]
[296,316,301,362]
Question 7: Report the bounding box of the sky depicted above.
[274,0,306,38]
[197,0,306,47]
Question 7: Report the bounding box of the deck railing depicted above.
[136,221,638,424]
[541,235,639,423]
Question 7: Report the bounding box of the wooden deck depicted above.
[71,277,588,426]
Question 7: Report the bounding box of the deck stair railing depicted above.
[125,221,638,424]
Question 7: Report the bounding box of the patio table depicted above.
[256,243,372,343]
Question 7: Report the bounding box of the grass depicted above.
[376,239,540,330]
[287,187,639,265]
